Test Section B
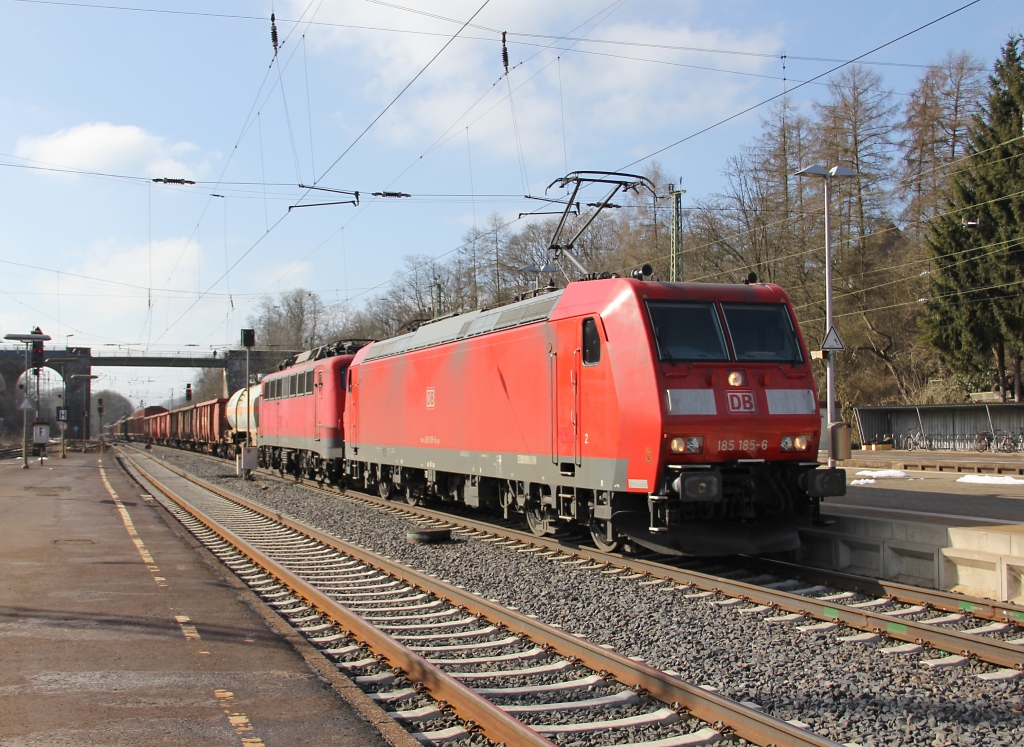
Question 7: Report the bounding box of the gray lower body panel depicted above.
[260,435,345,460]
[347,441,630,493]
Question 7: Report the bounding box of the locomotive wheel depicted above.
[405,486,423,507]
[524,504,550,536]
[589,518,622,553]
[378,478,393,500]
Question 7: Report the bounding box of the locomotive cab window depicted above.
[582,317,601,365]
[721,303,802,363]
[646,301,729,361]
[305,370,314,394]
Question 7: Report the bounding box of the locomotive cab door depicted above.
[552,319,580,473]
[314,368,323,441]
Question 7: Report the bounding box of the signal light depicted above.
[30,329,44,369]
[185,384,192,402]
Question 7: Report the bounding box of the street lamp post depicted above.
[795,164,858,468]
[4,330,51,469]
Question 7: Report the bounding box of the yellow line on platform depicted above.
[214,689,267,747]
[99,462,167,588]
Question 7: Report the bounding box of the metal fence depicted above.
[853,403,1024,451]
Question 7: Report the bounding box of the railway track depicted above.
[132,443,1024,678]
[119,447,848,747]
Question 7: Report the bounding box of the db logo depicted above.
[726,390,756,413]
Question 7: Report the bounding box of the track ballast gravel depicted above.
[153,448,1024,747]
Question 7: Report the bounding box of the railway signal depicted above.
[31,327,45,370]
[185,384,192,402]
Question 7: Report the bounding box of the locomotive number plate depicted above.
[726,390,756,413]
[717,439,769,452]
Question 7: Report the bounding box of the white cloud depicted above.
[284,1,782,188]
[14,122,206,179]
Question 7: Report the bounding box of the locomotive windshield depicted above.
[721,303,802,362]
[647,301,729,361]
[646,300,802,363]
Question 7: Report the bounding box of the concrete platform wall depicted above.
[796,514,1024,604]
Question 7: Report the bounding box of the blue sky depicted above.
[1,0,1019,406]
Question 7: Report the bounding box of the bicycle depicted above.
[975,431,994,452]
[994,430,1024,453]
[906,428,930,451]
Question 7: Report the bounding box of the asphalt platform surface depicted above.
[826,449,1024,526]
[0,450,409,747]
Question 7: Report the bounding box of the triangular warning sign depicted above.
[18,398,34,411]
[820,326,845,351]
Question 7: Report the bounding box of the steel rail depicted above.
[122,451,555,747]
[313,487,1024,670]
[744,557,1024,626]
[125,447,845,747]
[130,445,1024,669]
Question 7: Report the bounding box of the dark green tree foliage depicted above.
[923,36,1024,400]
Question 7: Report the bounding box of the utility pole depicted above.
[668,183,686,282]
[240,329,256,479]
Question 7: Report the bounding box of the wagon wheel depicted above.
[405,486,423,507]
[589,518,622,553]
[378,478,393,500]
[524,503,550,536]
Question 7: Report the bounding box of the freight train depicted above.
[110,276,845,556]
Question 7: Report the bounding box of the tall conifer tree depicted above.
[923,36,1024,400]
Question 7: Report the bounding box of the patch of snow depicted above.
[956,474,1024,485]
[854,469,911,479]
[850,478,877,485]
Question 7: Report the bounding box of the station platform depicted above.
[798,451,1024,604]
[0,451,413,747]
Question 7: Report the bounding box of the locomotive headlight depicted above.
[780,434,812,452]
[670,436,704,454]
[726,370,747,387]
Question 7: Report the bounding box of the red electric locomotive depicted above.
[257,341,369,484]
[343,277,844,556]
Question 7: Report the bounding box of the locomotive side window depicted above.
[340,367,348,390]
[582,317,601,365]
[646,301,728,361]
[306,370,314,393]
[721,303,802,362]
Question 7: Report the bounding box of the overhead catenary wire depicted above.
[149,1,494,348]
